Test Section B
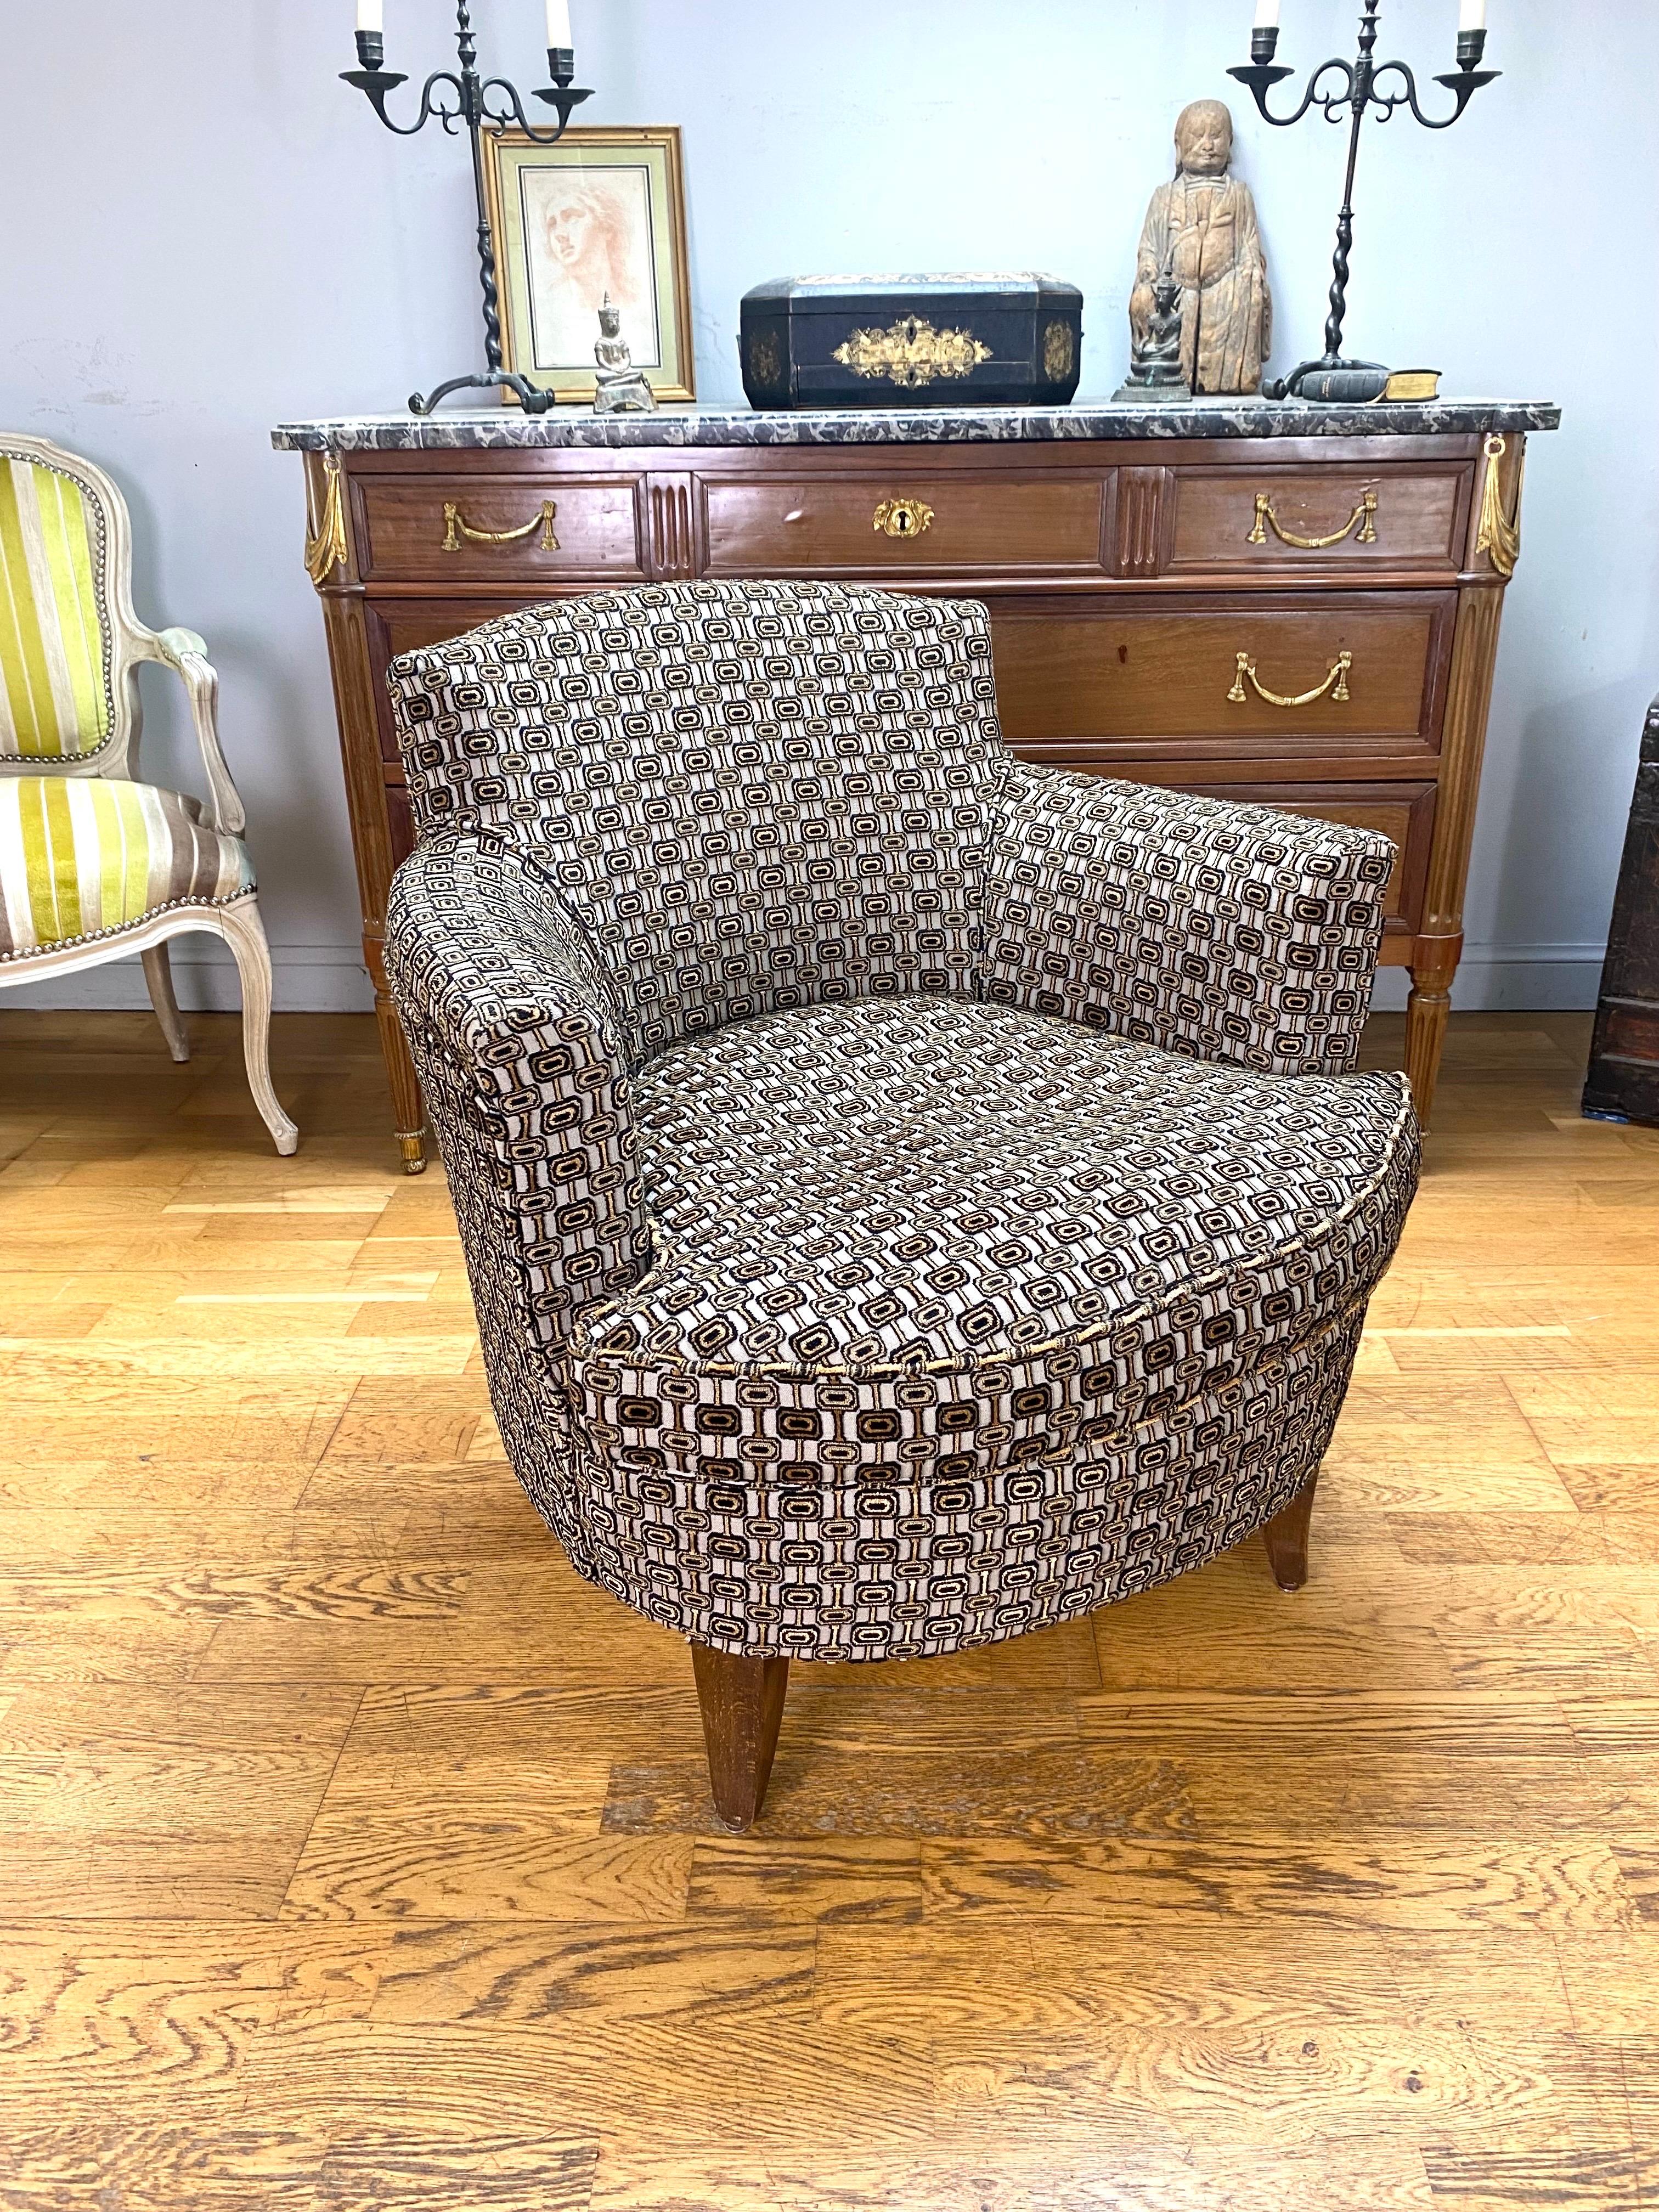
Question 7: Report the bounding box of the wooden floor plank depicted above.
[915,1837,1637,1937]
[1075,1691,1581,1759]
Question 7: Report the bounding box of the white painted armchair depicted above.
[0,434,296,1153]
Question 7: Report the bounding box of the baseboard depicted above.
[1,941,374,1015]
[4,938,1606,1018]
[1370,944,1606,1014]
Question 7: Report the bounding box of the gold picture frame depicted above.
[484,125,695,406]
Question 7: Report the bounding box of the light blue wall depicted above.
[4,0,1654,1011]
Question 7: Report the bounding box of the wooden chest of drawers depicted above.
[276,402,1551,1171]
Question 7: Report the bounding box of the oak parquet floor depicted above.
[0,1006,1655,2209]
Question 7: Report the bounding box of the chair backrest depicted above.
[0,439,127,769]
[386,579,1007,1060]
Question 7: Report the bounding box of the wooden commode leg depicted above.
[374,990,427,1174]
[691,1643,790,1832]
[1405,568,1512,1132]
[1405,933,1462,1127]
[1262,1471,1319,1592]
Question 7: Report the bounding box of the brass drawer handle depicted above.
[1228,648,1352,708]
[1248,488,1377,550]
[873,496,934,540]
[441,499,558,552]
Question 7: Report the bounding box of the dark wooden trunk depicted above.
[1583,696,1659,1127]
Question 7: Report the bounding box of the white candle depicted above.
[356,0,382,31]
[546,0,572,47]
[1253,0,1280,26]
[1458,0,1486,28]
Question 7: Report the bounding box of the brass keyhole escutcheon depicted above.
[873,496,935,540]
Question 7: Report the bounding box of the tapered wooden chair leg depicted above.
[690,1642,790,1832]
[1263,1470,1319,1592]
[142,944,190,1062]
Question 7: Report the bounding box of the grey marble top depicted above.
[271,397,1559,453]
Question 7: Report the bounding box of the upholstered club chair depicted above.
[0,435,296,1154]
[384,580,1418,1829]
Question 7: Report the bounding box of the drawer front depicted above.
[1169,464,1466,574]
[703,471,1105,574]
[990,595,1453,760]
[352,473,645,583]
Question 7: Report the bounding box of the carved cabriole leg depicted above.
[141,943,189,1063]
[218,901,299,1157]
[1263,1470,1319,1592]
[690,1643,790,1833]
[1404,449,1522,1130]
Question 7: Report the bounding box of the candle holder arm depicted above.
[479,75,594,141]
[341,67,471,137]
[1368,57,1501,129]
[1227,56,1356,129]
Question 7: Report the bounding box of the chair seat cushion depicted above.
[0,776,253,960]
[569,994,1417,1471]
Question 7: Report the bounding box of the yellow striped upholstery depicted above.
[0,454,114,761]
[0,777,253,959]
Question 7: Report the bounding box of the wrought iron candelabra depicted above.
[1228,0,1498,400]
[344,2,592,415]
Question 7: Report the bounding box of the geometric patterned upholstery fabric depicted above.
[0,776,255,960]
[600,995,1415,1389]
[0,452,115,761]
[383,579,1419,1662]
[382,831,650,1341]
[984,757,1387,1077]
[387,580,998,1062]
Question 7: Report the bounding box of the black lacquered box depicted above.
[738,273,1084,410]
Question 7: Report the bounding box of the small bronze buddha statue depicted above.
[1116,251,1187,398]
[592,294,656,415]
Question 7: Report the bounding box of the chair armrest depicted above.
[384,832,650,1352]
[131,624,244,836]
[978,760,1397,1077]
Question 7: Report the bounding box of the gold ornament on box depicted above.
[833,315,992,388]
[748,329,783,391]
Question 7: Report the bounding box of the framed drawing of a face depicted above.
[485,126,695,405]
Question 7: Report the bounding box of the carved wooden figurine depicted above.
[1130,99,1271,397]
